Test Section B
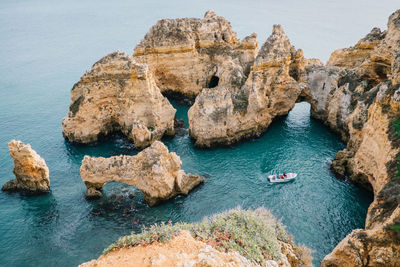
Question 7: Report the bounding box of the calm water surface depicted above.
[1,0,396,266]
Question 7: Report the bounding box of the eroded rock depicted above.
[188,25,310,147]
[314,9,400,267]
[133,10,258,98]
[2,140,50,193]
[62,51,176,149]
[80,141,203,206]
[80,231,260,267]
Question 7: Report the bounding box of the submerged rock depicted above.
[80,141,203,206]
[133,10,258,98]
[188,25,315,147]
[2,140,50,193]
[62,51,176,149]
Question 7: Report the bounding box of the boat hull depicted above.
[268,173,297,183]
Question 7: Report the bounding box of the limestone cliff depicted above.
[302,9,400,267]
[188,25,314,147]
[62,51,176,149]
[81,231,259,267]
[2,140,50,193]
[80,141,203,206]
[80,208,312,267]
[133,10,258,98]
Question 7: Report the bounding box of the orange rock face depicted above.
[316,9,400,267]
[2,140,50,193]
[62,51,176,149]
[188,25,314,147]
[133,11,258,98]
[80,141,203,206]
[80,231,259,267]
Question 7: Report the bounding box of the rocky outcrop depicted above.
[80,208,312,267]
[80,141,203,206]
[321,209,400,266]
[188,24,315,147]
[62,51,176,149]
[306,9,400,267]
[2,140,50,193]
[133,10,258,99]
[80,231,259,267]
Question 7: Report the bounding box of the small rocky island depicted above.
[58,9,400,267]
[2,140,50,193]
[81,141,203,206]
[62,52,176,148]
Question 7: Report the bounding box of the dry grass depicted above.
[103,207,312,265]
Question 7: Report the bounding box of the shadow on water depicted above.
[63,132,137,162]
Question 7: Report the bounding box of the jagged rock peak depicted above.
[81,141,203,206]
[2,140,50,193]
[188,24,308,148]
[254,24,295,69]
[204,10,216,19]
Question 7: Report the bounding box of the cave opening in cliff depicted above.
[208,75,219,88]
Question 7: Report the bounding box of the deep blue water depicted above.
[1,0,396,266]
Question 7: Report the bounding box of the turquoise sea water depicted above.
[1,0,398,266]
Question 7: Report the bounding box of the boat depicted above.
[268,173,297,183]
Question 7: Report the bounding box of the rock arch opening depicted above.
[208,75,219,88]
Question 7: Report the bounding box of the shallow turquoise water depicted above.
[1,0,394,266]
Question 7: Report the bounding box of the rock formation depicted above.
[2,140,50,193]
[80,208,312,267]
[133,10,258,99]
[80,141,203,206]
[302,9,400,267]
[62,51,176,149]
[80,231,259,267]
[63,9,400,265]
[188,24,316,147]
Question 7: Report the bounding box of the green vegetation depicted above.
[392,224,400,233]
[103,207,312,265]
[69,95,84,116]
[393,117,400,134]
[393,118,400,177]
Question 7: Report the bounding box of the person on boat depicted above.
[280,174,284,179]
[283,172,287,178]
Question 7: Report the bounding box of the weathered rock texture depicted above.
[81,231,309,267]
[133,10,258,99]
[62,51,176,149]
[80,141,203,206]
[2,140,50,193]
[311,9,400,267]
[80,231,260,267]
[188,24,317,147]
[80,208,311,267]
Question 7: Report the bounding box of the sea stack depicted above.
[2,140,50,193]
[80,141,203,206]
[62,51,176,149]
[188,24,318,147]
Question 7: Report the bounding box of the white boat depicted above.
[268,173,297,183]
